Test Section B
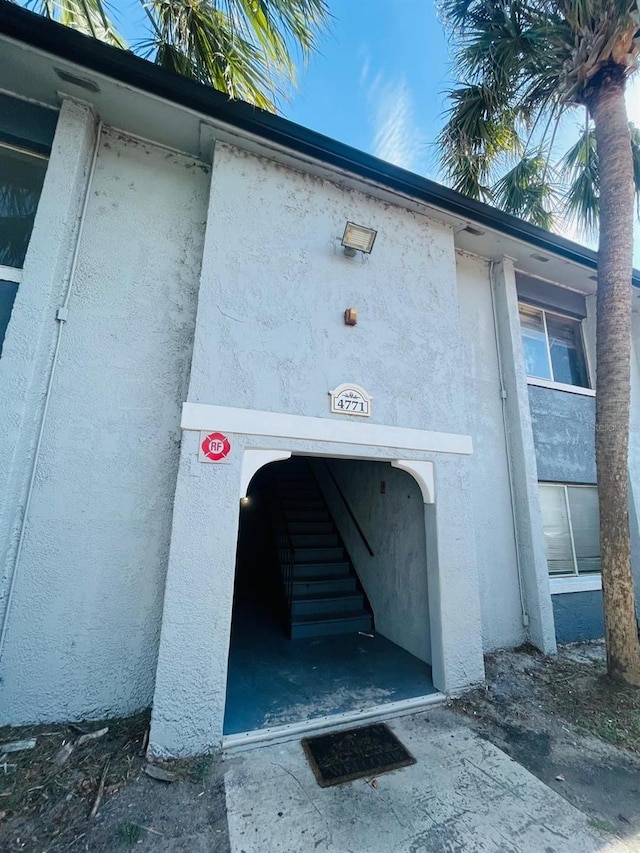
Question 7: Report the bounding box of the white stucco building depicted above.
[2,3,640,756]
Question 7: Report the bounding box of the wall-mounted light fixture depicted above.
[341,221,377,257]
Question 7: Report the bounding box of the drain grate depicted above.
[302,722,416,787]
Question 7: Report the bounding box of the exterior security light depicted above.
[341,222,377,257]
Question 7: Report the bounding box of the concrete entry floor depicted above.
[224,708,623,853]
[223,592,436,736]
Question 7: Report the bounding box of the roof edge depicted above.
[1,0,639,287]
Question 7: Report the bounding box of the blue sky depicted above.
[112,0,451,177]
[97,0,640,263]
[284,0,450,180]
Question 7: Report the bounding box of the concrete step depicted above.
[283,509,331,522]
[291,592,365,617]
[292,576,357,595]
[293,547,345,564]
[290,610,373,639]
[280,495,326,512]
[290,533,340,548]
[275,480,319,491]
[293,561,351,579]
[287,521,334,534]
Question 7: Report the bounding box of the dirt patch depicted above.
[454,643,640,841]
[544,648,640,753]
[0,713,229,852]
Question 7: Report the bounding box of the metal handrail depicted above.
[320,459,374,557]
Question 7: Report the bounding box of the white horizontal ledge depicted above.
[550,574,602,594]
[527,377,595,397]
[181,403,473,456]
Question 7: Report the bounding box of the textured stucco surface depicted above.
[0,125,209,724]
[552,591,604,644]
[456,252,525,651]
[491,260,556,654]
[0,100,89,639]
[151,143,485,755]
[312,458,431,664]
[188,144,469,432]
[529,385,596,483]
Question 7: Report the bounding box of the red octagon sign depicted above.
[200,432,231,462]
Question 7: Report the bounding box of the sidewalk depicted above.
[224,708,631,853]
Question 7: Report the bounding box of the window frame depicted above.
[518,301,593,392]
[538,482,602,592]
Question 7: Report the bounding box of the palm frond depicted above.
[492,154,556,229]
[561,124,600,237]
[18,0,330,112]
[439,0,640,235]
[26,0,126,47]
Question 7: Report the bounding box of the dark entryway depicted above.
[223,456,436,736]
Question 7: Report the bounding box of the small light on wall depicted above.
[344,308,358,326]
[240,496,251,506]
[341,221,377,257]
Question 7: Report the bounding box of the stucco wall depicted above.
[490,260,557,654]
[455,253,526,651]
[311,458,431,664]
[528,385,596,483]
[188,144,468,433]
[0,127,209,724]
[150,142,487,754]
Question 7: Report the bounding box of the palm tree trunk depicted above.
[588,65,640,685]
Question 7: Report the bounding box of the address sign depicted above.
[329,383,372,418]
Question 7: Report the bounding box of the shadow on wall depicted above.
[311,458,431,665]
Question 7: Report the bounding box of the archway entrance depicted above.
[223,455,438,737]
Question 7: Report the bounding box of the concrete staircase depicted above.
[271,460,373,639]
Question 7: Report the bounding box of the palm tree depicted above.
[439,0,640,685]
[19,0,329,112]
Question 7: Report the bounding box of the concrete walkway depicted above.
[224,708,634,853]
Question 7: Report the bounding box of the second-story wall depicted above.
[190,143,469,434]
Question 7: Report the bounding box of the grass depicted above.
[588,817,618,835]
[116,821,142,847]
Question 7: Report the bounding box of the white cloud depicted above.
[369,76,425,172]
[359,54,371,88]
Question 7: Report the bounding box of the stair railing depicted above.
[320,460,375,557]
[270,472,296,622]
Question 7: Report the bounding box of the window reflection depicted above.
[0,145,48,269]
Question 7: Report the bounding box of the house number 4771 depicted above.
[329,384,372,418]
